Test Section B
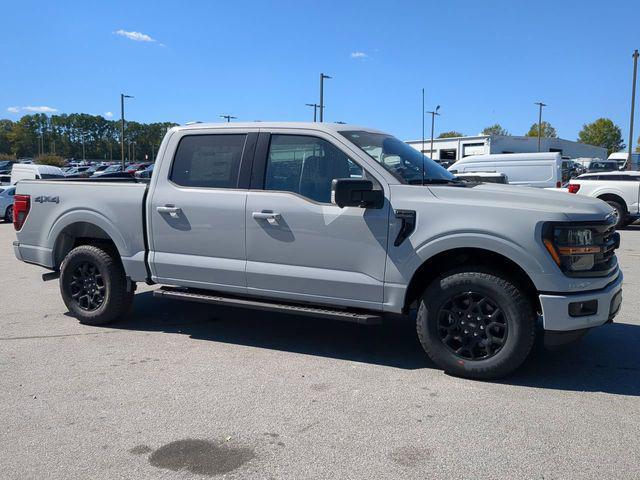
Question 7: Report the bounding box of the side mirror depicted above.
[331,178,384,209]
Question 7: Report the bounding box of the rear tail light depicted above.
[556,181,562,188]
[13,194,30,231]
[568,184,580,194]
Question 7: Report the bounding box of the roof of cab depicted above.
[171,121,388,135]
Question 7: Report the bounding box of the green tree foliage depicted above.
[35,154,66,167]
[578,118,624,155]
[526,121,557,138]
[438,131,463,138]
[481,124,510,136]
[0,113,178,161]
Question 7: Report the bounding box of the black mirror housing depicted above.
[331,178,384,209]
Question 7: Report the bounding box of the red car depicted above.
[124,163,151,174]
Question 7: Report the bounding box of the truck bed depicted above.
[13,179,149,281]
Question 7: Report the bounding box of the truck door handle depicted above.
[252,211,281,225]
[157,205,181,218]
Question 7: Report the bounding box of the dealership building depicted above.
[406,135,607,163]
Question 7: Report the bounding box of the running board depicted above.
[153,287,382,325]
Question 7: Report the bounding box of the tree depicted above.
[481,124,510,136]
[578,118,624,155]
[35,154,65,167]
[526,121,557,138]
[438,131,463,138]
[0,119,14,155]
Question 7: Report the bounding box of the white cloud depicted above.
[7,105,58,114]
[23,105,58,113]
[104,111,114,118]
[350,51,368,59]
[114,29,160,44]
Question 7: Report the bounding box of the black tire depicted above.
[4,205,12,223]
[59,245,134,325]
[605,201,625,229]
[416,267,536,380]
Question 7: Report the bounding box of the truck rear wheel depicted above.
[416,267,536,380]
[59,245,134,325]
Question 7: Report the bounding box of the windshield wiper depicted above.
[421,178,465,185]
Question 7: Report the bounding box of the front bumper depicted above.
[539,272,623,331]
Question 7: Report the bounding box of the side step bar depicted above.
[153,286,383,325]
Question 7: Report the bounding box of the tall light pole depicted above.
[120,93,133,169]
[427,105,441,162]
[628,49,639,170]
[305,103,320,122]
[535,101,547,152]
[319,73,331,122]
[220,115,237,122]
[421,88,425,155]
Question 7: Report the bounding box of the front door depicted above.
[149,130,256,294]
[245,132,390,310]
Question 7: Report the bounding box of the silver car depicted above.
[0,186,15,222]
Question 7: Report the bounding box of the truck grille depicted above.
[589,217,620,276]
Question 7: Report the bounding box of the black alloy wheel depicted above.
[436,291,508,360]
[68,261,106,311]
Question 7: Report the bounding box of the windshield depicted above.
[339,131,457,184]
[104,165,121,172]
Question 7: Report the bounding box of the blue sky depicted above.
[2,0,639,145]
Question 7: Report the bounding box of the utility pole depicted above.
[220,115,237,122]
[628,50,639,170]
[120,93,133,169]
[535,101,547,152]
[305,103,319,122]
[132,141,136,162]
[427,106,441,162]
[82,134,85,161]
[319,73,331,122]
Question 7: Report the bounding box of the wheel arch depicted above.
[597,193,628,214]
[402,247,540,314]
[52,221,121,269]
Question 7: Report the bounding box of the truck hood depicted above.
[426,183,613,222]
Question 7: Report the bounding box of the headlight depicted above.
[543,225,601,272]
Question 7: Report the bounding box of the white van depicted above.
[448,152,565,188]
[608,152,639,170]
[11,164,66,185]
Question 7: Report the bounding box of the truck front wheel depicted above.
[416,267,536,380]
[59,245,134,325]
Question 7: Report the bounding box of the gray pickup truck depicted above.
[12,122,623,379]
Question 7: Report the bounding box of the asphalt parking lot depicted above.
[1,222,639,479]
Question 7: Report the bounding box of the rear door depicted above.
[148,128,257,294]
[244,130,390,310]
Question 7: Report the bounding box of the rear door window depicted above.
[170,134,247,188]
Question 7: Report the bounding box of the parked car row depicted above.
[0,161,156,186]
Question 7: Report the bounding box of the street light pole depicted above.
[421,88,425,156]
[426,105,441,162]
[319,73,331,122]
[535,101,546,153]
[120,93,133,169]
[305,103,319,122]
[628,49,639,170]
[220,115,237,122]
